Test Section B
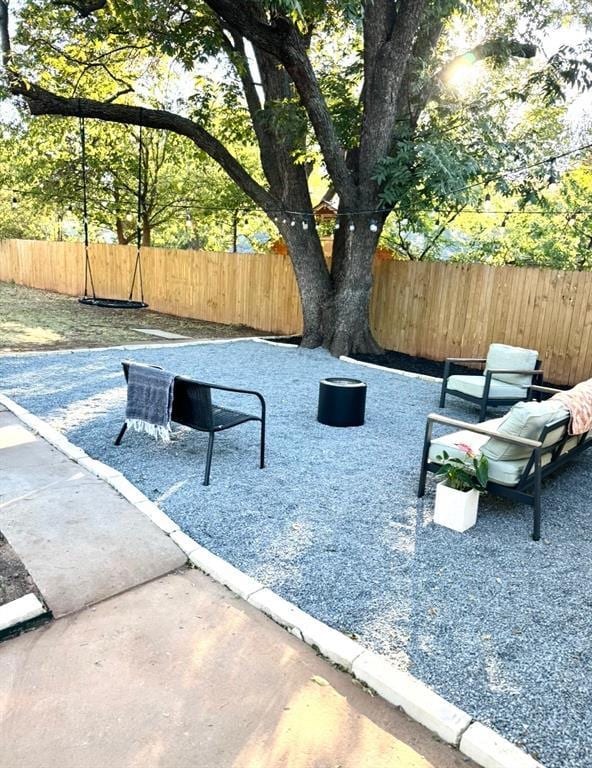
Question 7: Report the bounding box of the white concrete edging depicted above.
[0,390,543,768]
[0,593,46,633]
[460,723,544,768]
[0,335,285,359]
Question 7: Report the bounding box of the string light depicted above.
[290,219,296,227]
[334,221,340,230]
[11,196,17,209]
[302,219,309,230]
[369,221,378,232]
[348,221,356,232]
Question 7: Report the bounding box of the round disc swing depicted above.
[78,109,148,309]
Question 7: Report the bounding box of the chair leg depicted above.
[259,418,266,469]
[203,432,215,486]
[532,452,542,541]
[439,381,447,408]
[479,398,488,422]
[114,422,127,446]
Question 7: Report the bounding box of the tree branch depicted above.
[52,0,107,17]
[420,39,538,108]
[10,82,278,212]
[358,0,427,193]
[204,0,354,206]
[0,0,11,69]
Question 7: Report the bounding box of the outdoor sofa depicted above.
[439,343,543,420]
[418,385,592,540]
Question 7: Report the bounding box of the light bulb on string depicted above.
[302,218,309,230]
[547,158,559,192]
[348,221,356,232]
[11,196,18,209]
[282,218,288,224]
[334,221,340,230]
[290,219,296,227]
[369,220,378,232]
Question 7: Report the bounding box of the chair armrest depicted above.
[530,384,561,395]
[426,413,542,448]
[207,382,266,417]
[486,368,543,376]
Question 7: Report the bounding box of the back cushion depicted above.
[485,343,538,387]
[482,399,569,461]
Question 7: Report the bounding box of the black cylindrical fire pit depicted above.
[317,378,367,427]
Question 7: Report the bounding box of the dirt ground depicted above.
[0,282,261,353]
[0,534,41,608]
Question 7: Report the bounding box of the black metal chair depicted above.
[115,361,266,486]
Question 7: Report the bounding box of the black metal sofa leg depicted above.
[532,455,542,541]
[479,399,488,422]
[203,432,215,486]
[114,422,127,446]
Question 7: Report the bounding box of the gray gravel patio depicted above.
[1,339,591,768]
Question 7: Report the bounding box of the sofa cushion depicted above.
[481,399,569,461]
[446,374,525,400]
[428,417,555,487]
[485,343,538,387]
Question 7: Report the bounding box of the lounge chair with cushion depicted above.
[418,385,592,540]
[439,343,543,421]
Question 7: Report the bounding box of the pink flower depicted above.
[455,442,476,458]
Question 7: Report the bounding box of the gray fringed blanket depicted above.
[125,362,175,442]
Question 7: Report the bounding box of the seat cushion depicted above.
[447,374,525,400]
[429,418,503,463]
[485,343,538,387]
[482,400,569,461]
[428,418,553,487]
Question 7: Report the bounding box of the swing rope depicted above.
[79,106,96,299]
[77,103,147,310]
[128,109,145,302]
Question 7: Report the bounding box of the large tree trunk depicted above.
[281,222,332,348]
[325,222,383,356]
[282,219,383,355]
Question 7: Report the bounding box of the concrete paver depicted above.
[0,568,475,768]
[0,412,185,617]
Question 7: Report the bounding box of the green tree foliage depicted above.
[1,0,591,351]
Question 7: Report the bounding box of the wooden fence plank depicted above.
[1,238,591,384]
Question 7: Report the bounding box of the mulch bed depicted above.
[270,337,477,378]
[0,533,42,607]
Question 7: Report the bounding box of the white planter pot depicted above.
[433,480,479,532]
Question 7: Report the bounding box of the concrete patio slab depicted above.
[0,413,185,617]
[0,569,475,768]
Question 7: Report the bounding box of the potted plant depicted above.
[433,444,488,532]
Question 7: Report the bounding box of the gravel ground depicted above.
[1,339,590,768]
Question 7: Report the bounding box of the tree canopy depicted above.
[1,0,591,353]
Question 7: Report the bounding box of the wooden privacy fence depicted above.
[1,238,591,385]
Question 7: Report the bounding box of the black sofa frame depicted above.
[115,361,266,486]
